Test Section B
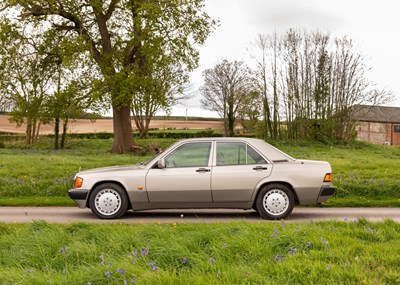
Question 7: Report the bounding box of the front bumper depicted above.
[68,189,89,208]
[316,186,336,203]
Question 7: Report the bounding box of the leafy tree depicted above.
[4,0,217,153]
[200,60,255,136]
[0,20,53,144]
[130,50,189,138]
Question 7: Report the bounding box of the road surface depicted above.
[1,207,400,223]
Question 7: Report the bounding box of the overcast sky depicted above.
[169,0,400,117]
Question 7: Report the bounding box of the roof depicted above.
[352,105,400,124]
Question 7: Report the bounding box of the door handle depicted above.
[253,166,268,171]
[196,168,211,173]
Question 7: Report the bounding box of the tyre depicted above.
[89,183,129,219]
[256,183,294,220]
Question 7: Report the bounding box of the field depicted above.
[0,115,224,134]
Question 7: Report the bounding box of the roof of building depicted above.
[353,105,400,123]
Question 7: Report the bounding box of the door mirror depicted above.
[157,158,166,169]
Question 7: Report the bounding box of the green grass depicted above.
[0,220,399,284]
[1,136,400,206]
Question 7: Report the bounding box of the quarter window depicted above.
[165,142,211,168]
[394,125,400,133]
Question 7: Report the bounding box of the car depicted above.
[68,137,335,220]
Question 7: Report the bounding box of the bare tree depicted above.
[248,29,392,141]
[200,60,255,136]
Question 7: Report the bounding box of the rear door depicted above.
[211,142,272,202]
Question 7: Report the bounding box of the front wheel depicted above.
[256,184,294,220]
[89,183,129,219]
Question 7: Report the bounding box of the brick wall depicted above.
[356,122,391,145]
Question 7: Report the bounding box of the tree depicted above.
[200,60,255,136]
[248,29,393,141]
[130,51,189,138]
[0,20,54,144]
[5,0,217,153]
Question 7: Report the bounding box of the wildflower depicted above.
[345,261,351,265]
[141,247,149,256]
[131,277,137,283]
[325,245,330,251]
[210,258,216,265]
[117,268,125,275]
[217,270,221,279]
[327,265,331,270]
[62,268,68,274]
[306,242,312,247]
[288,248,297,256]
[182,257,187,264]
[105,271,111,278]
[320,237,327,244]
[124,279,128,284]
[223,242,228,248]
[274,255,283,261]
[270,228,279,238]
[87,282,92,285]
[148,261,158,271]
[58,246,67,253]
[99,253,105,260]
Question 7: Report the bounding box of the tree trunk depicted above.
[111,105,134,153]
[25,122,32,145]
[61,117,68,149]
[54,117,60,150]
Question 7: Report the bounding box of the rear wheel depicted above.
[256,183,294,220]
[89,183,129,219]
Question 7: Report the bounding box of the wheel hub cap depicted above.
[263,190,289,216]
[94,189,121,216]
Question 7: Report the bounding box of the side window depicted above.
[216,142,267,166]
[165,142,211,168]
[247,145,267,164]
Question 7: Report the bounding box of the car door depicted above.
[211,142,272,202]
[146,141,213,203]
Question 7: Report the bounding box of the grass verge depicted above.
[0,220,399,284]
[1,136,400,206]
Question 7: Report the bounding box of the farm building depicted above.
[353,105,400,146]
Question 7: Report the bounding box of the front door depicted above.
[146,142,213,203]
[393,124,400,145]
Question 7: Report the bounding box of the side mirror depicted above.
[157,158,166,169]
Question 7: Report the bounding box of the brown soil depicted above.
[0,115,224,134]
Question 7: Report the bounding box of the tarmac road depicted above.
[1,207,400,223]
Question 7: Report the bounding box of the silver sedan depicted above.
[68,137,335,220]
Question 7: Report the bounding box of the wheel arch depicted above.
[252,181,299,209]
[86,181,132,209]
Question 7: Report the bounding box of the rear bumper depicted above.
[316,186,335,203]
[68,189,89,208]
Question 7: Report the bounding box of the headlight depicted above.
[74,177,84,188]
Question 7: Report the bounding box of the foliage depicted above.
[0,220,400,284]
[3,0,217,153]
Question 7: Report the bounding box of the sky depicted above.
[167,0,400,118]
